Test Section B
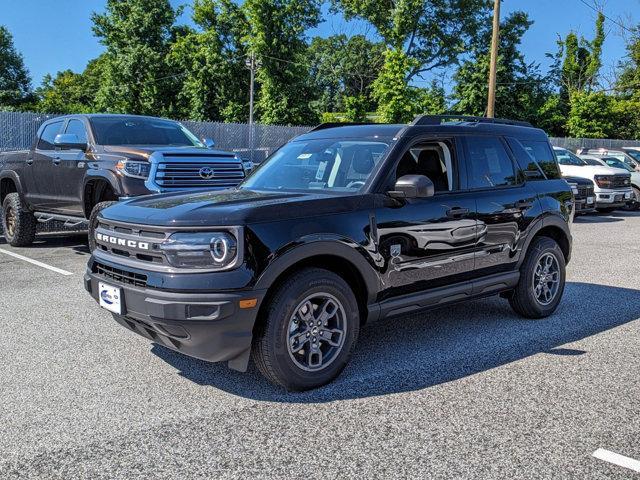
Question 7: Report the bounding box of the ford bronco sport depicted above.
[84,116,573,391]
[0,114,249,248]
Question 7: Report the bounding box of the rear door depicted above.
[461,135,540,277]
[55,118,90,215]
[27,120,65,211]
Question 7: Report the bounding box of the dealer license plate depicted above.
[99,282,122,314]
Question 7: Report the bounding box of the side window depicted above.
[463,136,518,189]
[65,119,88,143]
[37,121,64,150]
[395,141,456,193]
[512,138,561,179]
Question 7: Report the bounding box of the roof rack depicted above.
[308,122,376,133]
[411,115,533,128]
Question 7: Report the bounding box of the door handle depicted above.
[26,158,34,165]
[53,156,61,165]
[446,207,470,218]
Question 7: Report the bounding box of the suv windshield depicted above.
[625,149,640,161]
[555,149,587,166]
[241,138,392,192]
[602,157,634,172]
[90,117,203,147]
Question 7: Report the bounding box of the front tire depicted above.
[88,201,117,251]
[509,236,566,319]
[2,193,36,247]
[252,268,360,391]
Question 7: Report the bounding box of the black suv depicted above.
[84,116,573,391]
[0,114,248,248]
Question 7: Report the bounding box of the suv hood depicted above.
[100,188,372,226]
[102,145,237,162]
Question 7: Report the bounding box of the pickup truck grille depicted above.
[611,175,631,189]
[576,184,594,199]
[154,154,245,191]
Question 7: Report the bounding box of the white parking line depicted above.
[593,448,640,473]
[0,248,74,276]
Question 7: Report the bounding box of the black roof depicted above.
[42,113,179,123]
[297,119,547,142]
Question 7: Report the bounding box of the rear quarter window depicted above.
[508,138,561,179]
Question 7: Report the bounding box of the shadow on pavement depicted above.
[151,281,640,403]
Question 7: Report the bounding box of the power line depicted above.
[575,0,635,35]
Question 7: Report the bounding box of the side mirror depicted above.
[202,137,215,149]
[388,175,435,199]
[54,133,87,151]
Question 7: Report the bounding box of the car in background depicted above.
[563,176,596,215]
[622,148,640,170]
[553,147,632,212]
[579,155,640,210]
[578,147,640,172]
[0,114,252,248]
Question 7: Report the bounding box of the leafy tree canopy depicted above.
[0,25,33,108]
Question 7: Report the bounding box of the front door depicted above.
[55,118,90,215]
[374,138,478,300]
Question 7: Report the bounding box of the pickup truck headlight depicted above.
[116,160,151,179]
[159,232,238,269]
[594,175,613,189]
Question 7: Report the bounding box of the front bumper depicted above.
[595,190,633,207]
[84,269,266,371]
[574,197,596,214]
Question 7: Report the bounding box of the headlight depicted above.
[594,175,612,188]
[159,232,238,269]
[116,160,151,179]
[567,182,579,195]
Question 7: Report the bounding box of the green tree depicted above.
[243,0,321,125]
[566,91,617,138]
[307,34,385,115]
[34,56,107,113]
[452,12,550,124]
[560,12,605,95]
[168,0,249,122]
[0,25,33,109]
[92,0,179,115]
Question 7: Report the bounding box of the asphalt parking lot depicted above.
[1,212,639,479]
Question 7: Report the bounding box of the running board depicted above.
[374,271,520,320]
[35,212,88,228]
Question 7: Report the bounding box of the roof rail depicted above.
[308,122,376,133]
[411,115,533,128]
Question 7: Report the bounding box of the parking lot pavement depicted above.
[1,213,639,479]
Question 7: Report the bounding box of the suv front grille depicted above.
[93,262,148,288]
[576,185,594,198]
[154,155,245,191]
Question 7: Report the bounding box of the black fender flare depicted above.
[0,170,26,205]
[83,171,122,212]
[253,238,381,305]
[517,213,572,268]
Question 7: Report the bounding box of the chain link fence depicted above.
[1,110,639,238]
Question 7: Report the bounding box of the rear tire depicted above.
[88,201,117,251]
[629,186,640,211]
[2,193,36,247]
[509,236,566,319]
[252,268,360,391]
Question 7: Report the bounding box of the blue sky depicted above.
[2,0,636,88]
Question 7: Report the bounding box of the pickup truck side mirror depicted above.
[54,133,87,151]
[388,175,435,199]
[202,138,215,149]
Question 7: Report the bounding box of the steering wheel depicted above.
[346,180,365,189]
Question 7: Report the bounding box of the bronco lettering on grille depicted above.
[96,232,150,250]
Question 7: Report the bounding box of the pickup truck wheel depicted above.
[252,268,360,391]
[88,201,118,251]
[2,193,36,247]
[508,237,566,319]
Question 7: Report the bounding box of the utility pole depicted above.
[487,0,501,118]
[245,53,259,162]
